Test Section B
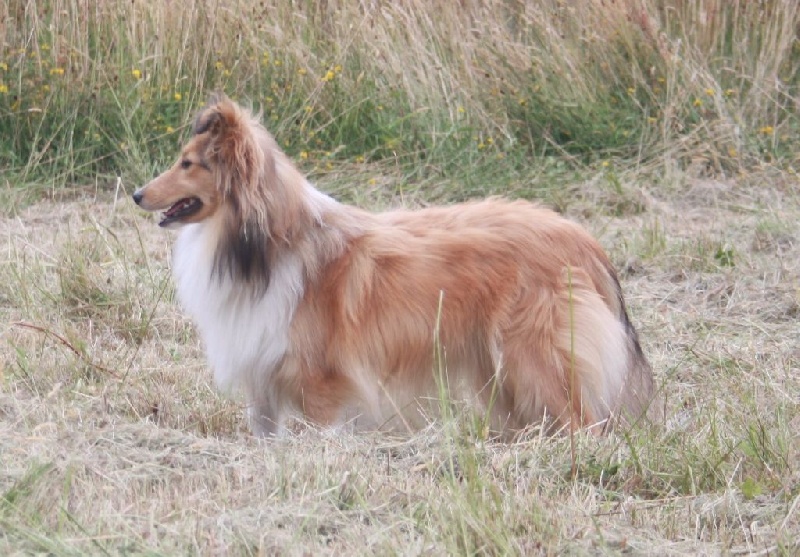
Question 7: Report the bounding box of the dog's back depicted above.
[289,199,653,434]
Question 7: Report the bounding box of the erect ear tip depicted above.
[193,105,220,136]
[193,92,238,136]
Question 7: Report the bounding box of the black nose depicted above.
[132,190,144,205]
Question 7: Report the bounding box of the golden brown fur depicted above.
[133,94,654,437]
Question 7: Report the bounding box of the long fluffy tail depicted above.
[612,273,655,424]
[498,262,654,433]
[599,265,654,426]
[552,265,654,430]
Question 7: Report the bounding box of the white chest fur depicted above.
[172,222,304,390]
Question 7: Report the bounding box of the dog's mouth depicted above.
[159,197,203,227]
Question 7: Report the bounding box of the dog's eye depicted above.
[180,159,192,169]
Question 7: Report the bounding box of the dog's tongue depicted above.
[167,198,193,216]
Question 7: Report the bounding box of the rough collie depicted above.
[133,94,653,437]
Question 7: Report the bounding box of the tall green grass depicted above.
[1,0,798,188]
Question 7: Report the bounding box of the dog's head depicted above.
[133,94,313,288]
[132,93,267,229]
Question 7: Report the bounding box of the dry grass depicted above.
[1,165,798,555]
[1,0,799,553]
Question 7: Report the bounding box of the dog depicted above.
[133,94,654,437]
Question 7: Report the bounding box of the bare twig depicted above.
[11,321,120,378]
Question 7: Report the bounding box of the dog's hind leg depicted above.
[294,368,358,428]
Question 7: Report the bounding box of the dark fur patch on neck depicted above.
[213,217,272,295]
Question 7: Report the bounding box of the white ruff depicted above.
[172,221,304,391]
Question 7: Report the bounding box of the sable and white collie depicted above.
[133,94,654,437]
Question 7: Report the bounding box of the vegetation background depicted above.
[1,0,798,554]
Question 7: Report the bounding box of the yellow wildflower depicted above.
[759,126,774,135]
[50,67,65,76]
[0,62,7,71]
[334,64,343,73]
[322,70,335,82]
[457,106,465,114]
[368,178,378,186]
[355,155,365,163]
[300,151,309,160]
[173,92,182,101]
[215,61,224,70]
[131,68,142,79]
[693,98,703,107]
[166,126,175,133]
[0,84,8,94]
[601,161,610,168]
[725,89,736,97]
[627,87,635,95]
[297,68,307,76]
[727,147,738,157]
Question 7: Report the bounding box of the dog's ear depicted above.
[193,105,223,137]
[192,93,234,137]
[196,100,252,163]
[194,96,264,205]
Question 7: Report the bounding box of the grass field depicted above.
[1,1,799,554]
